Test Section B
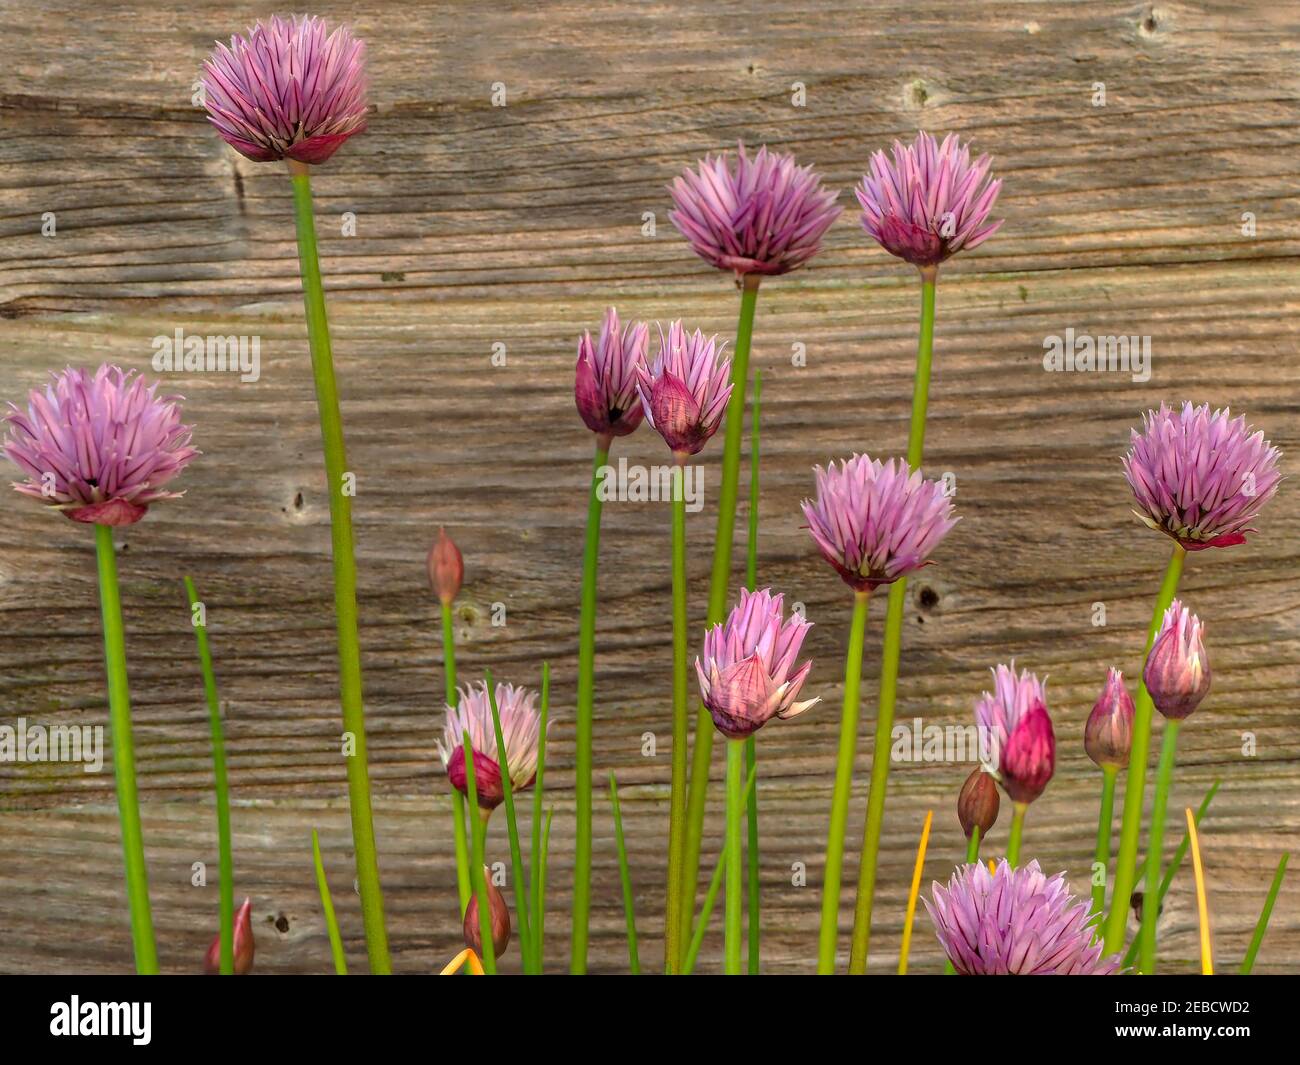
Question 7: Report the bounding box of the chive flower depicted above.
[4,365,197,527]
[574,307,649,440]
[695,587,819,739]
[436,680,543,811]
[925,860,1123,975]
[201,14,368,165]
[801,454,958,591]
[974,663,1055,805]
[1084,668,1134,768]
[669,143,842,276]
[635,321,732,457]
[855,131,1003,268]
[1143,600,1211,720]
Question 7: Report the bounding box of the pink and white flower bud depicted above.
[1144,600,1211,720]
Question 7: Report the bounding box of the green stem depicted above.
[571,439,609,972]
[1104,544,1186,953]
[682,276,761,932]
[684,766,757,975]
[288,163,389,974]
[184,576,232,975]
[484,670,534,969]
[441,602,471,916]
[724,737,745,974]
[1092,765,1118,920]
[462,729,495,974]
[609,775,641,975]
[665,460,690,973]
[536,808,553,970]
[95,523,157,974]
[817,589,870,974]
[1138,719,1181,973]
[845,267,936,975]
[745,369,762,975]
[311,830,349,974]
[1006,803,1028,866]
[1240,853,1289,975]
[531,661,550,972]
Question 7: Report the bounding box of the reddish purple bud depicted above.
[1085,668,1134,767]
[446,746,505,811]
[204,897,255,975]
[1001,702,1055,805]
[427,527,464,605]
[635,322,732,457]
[463,874,511,958]
[957,766,1000,838]
[1144,600,1210,720]
[575,307,649,439]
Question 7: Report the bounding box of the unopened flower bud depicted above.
[1144,600,1210,720]
[957,766,1000,838]
[1001,703,1055,805]
[427,527,463,605]
[1085,668,1134,767]
[463,874,511,958]
[204,896,255,974]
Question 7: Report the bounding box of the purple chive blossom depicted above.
[855,131,1003,268]
[574,307,650,440]
[974,663,1055,805]
[1084,668,1135,768]
[1143,600,1211,721]
[695,587,819,739]
[925,860,1123,975]
[3,365,197,527]
[669,143,842,277]
[436,681,543,812]
[1123,402,1281,551]
[201,15,368,165]
[801,454,957,592]
[636,321,733,456]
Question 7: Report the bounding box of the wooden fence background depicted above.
[0,0,1296,973]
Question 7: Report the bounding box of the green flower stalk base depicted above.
[1091,765,1118,920]
[1103,544,1186,954]
[846,265,936,975]
[817,588,871,974]
[1138,719,1181,972]
[96,524,158,974]
[288,160,390,974]
[682,275,761,940]
[724,737,745,974]
[571,437,610,973]
[1006,802,1028,866]
[664,459,691,973]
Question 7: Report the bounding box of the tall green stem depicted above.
[184,576,232,975]
[288,162,389,973]
[846,266,936,975]
[682,276,761,927]
[1091,765,1118,920]
[440,601,471,914]
[1103,544,1186,953]
[462,729,495,975]
[571,438,610,972]
[95,524,157,974]
[1138,719,1181,972]
[744,370,762,974]
[724,737,745,974]
[665,460,690,973]
[1006,802,1028,866]
[531,662,550,971]
[817,589,870,974]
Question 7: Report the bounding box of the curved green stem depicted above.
[817,589,870,974]
[571,439,609,972]
[440,601,471,915]
[724,737,745,974]
[288,163,389,973]
[184,576,232,975]
[1240,853,1289,974]
[1006,802,1028,866]
[311,830,349,974]
[682,276,761,932]
[95,524,157,974]
[1091,765,1118,920]
[664,461,690,973]
[1138,720,1181,972]
[1103,544,1186,953]
[846,267,936,975]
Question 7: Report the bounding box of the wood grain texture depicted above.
[1,0,1297,974]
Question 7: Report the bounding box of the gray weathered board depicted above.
[0,0,1297,974]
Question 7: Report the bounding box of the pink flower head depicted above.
[801,454,957,591]
[574,307,649,439]
[436,681,543,811]
[1084,668,1135,768]
[636,321,733,456]
[202,15,368,165]
[974,663,1055,804]
[925,860,1123,975]
[1143,600,1210,721]
[1123,402,1281,551]
[4,365,197,527]
[695,587,819,739]
[669,143,842,277]
[204,897,255,975]
[855,131,1003,268]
